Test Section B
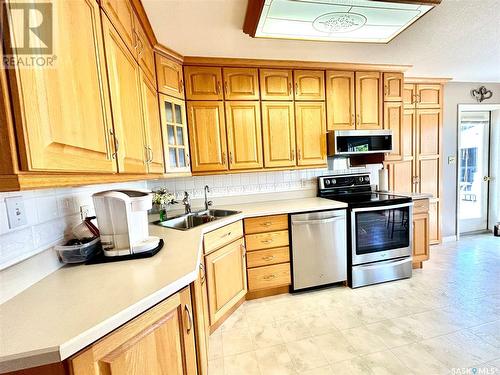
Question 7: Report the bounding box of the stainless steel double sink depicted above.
[154,209,240,231]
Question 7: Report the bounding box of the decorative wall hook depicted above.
[471,86,493,102]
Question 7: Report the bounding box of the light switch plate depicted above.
[448,156,456,164]
[5,196,27,229]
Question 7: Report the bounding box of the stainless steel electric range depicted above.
[318,173,413,288]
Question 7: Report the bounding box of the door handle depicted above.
[483,176,493,182]
[110,130,119,159]
[288,82,292,95]
[184,305,193,333]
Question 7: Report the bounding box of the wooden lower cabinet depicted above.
[191,264,210,375]
[244,215,291,299]
[412,198,430,268]
[69,287,197,375]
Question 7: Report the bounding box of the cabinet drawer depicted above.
[413,198,429,214]
[248,263,291,291]
[247,247,290,268]
[244,214,288,234]
[245,230,289,251]
[204,221,243,254]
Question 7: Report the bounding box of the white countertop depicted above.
[0,197,346,373]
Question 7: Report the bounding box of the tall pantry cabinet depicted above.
[385,80,443,244]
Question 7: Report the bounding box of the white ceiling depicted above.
[143,0,500,82]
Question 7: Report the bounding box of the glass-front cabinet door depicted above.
[159,94,191,173]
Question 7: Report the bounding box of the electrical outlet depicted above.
[5,196,27,229]
[80,205,91,220]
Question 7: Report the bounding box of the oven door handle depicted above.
[356,257,412,270]
[292,216,344,225]
[351,202,413,213]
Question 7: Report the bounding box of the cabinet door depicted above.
[135,20,156,88]
[355,72,382,130]
[415,109,441,197]
[225,101,263,170]
[156,55,184,99]
[259,69,293,100]
[101,0,136,56]
[160,95,191,173]
[294,70,325,101]
[6,0,116,173]
[387,160,413,194]
[205,238,247,326]
[191,264,210,375]
[416,84,442,108]
[403,84,416,109]
[413,212,430,263]
[383,72,404,101]
[295,102,327,166]
[187,101,228,172]
[103,15,147,173]
[140,72,164,174]
[326,71,355,130]
[261,102,296,168]
[184,66,223,100]
[69,287,197,375]
[223,68,259,100]
[383,102,404,161]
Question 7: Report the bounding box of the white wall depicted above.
[442,82,500,238]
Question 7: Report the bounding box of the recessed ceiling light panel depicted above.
[244,0,439,43]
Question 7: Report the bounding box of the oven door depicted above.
[351,202,413,265]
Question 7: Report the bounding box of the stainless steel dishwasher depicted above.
[291,209,347,291]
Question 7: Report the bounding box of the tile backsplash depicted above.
[0,162,381,303]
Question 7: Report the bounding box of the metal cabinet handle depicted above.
[224,81,228,94]
[186,153,190,167]
[261,239,273,244]
[261,222,273,227]
[263,274,276,280]
[290,149,295,161]
[144,146,149,164]
[179,79,184,93]
[216,81,221,94]
[288,82,292,95]
[295,82,298,95]
[199,263,205,284]
[351,113,355,126]
[110,130,119,159]
[262,255,275,261]
[356,114,360,126]
[297,149,302,160]
[184,305,193,333]
[220,231,232,239]
[229,151,233,164]
[384,85,389,96]
[241,243,246,258]
[221,151,226,165]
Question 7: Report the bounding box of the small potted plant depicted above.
[152,188,176,222]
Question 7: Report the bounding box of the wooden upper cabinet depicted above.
[187,101,228,172]
[326,71,355,131]
[225,101,263,170]
[261,102,296,168]
[295,102,327,166]
[222,68,259,100]
[160,95,191,173]
[184,66,223,100]
[69,287,197,375]
[205,238,247,326]
[259,69,293,100]
[355,71,382,130]
[140,71,164,174]
[135,19,156,87]
[383,72,404,101]
[156,54,184,99]
[293,70,325,101]
[101,0,137,56]
[5,0,116,173]
[383,102,404,161]
[416,84,442,108]
[102,15,146,174]
[403,83,416,108]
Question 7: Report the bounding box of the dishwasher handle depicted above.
[292,216,344,225]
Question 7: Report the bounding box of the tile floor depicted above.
[208,234,500,375]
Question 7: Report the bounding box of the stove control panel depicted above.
[318,173,371,190]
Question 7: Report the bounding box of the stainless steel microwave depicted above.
[327,130,393,156]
